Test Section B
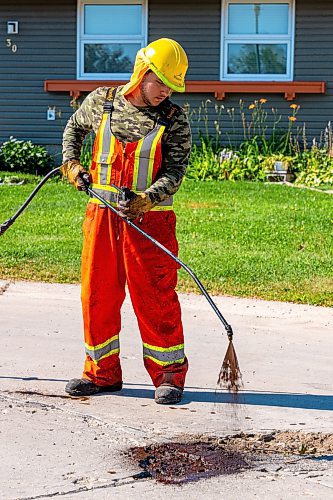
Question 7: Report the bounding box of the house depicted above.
[0,0,330,159]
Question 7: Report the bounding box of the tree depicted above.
[85,44,133,73]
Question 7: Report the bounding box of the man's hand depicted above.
[60,160,90,191]
[118,189,154,220]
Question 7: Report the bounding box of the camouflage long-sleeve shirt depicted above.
[62,86,192,204]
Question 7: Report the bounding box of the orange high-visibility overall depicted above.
[81,89,188,389]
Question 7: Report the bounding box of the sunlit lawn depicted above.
[0,174,332,306]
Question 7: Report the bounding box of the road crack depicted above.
[14,474,148,499]
[0,392,148,440]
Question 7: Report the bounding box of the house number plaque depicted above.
[6,39,17,53]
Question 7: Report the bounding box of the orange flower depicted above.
[259,98,267,103]
[288,116,297,122]
[290,104,298,109]
[249,104,256,110]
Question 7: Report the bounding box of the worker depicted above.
[61,38,192,405]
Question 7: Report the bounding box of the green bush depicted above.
[187,139,221,180]
[186,99,301,182]
[186,100,333,187]
[294,149,333,187]
[0,136,54,174]
[187,144,267,181]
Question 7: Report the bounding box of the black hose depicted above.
[0,167,61,236]
[87,184,234,340]
[0,169,233,340]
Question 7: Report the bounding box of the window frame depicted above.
[77,0,148,80]
[220,0,295,81]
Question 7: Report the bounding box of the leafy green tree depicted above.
[85,44,133,73]
[229,44,286,74]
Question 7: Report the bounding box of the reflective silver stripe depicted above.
[99,116,112,184]
[91,187,119,204]
[85,337,120,362]
[143,345,185,363]
[100,116,112,159]
[136,125,164,191]
[99,163,109,184]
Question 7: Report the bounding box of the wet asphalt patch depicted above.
[126,432,333,485]
[128,441,250,484]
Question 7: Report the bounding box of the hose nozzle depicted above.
[81,173,91,194]
[226,325,233,342]
[121,186,136,201]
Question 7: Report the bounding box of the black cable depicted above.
[0,167,61,236]
[0,169,233,340]
[87,184,233,340]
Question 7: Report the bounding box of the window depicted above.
[77,0,147,79]
[221,1,295,81]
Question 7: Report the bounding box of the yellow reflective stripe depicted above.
[96,113,108,165]
[85,334,119,352]
[91,348,120,365]
[89,198,118,206]
[96,116,106,160]
[91,183,118,193]
[107,133,115,164]
[143,342,184,353]
[132,139,144,191]
[106,133,116,184]
[151,205,173,211]
[97,113,109,184]
[144,355,185,367]
[89,198,172,210]
[147,126,165,188]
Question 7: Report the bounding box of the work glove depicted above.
[60,160,90,191]
[118,188,154,220]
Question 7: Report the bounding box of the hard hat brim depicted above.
[149,63,186,93]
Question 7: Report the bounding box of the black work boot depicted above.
[155,384,183,405]
[65,378,122,397]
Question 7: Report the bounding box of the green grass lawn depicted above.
[0,174,332,306]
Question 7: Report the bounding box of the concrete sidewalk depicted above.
[0,280,332,499]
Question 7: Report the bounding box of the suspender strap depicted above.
[94,87,116,166]
[132,125,166,192]
[103,87,116,114]
[90,89,175,210]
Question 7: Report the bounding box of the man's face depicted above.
[140,71,172,106]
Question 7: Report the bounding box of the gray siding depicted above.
[149,0,221,80]
[0,0,332,154]
[151,0,333,143]
[293,0,333,129]
[0,0,77,154]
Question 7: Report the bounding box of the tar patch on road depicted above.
[128,441,250,484]
[126,432,333,485]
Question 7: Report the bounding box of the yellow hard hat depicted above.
[122,38,188,96]
[143,38,188,93]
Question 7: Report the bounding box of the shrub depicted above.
[260,153,295,173]
[0,136,54,174]
[294,149,333,187]
[187,139,221,180]
[187,99,300,182]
